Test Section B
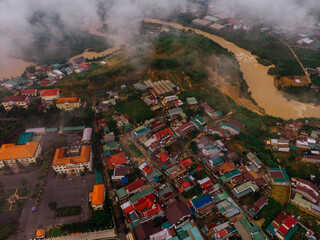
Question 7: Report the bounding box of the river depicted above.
[144,18,320,120]
[1,19,320,119]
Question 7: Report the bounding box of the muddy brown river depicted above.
[1,19,320,119]
[144,18,320,120]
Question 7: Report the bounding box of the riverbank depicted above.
[144,18,320,120]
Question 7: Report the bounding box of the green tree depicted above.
[48,201,58,211]
[20,178,28,186]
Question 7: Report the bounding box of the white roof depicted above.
[82,127,92,141]
[25,128,46,134]
[121,201,131,210]
[150,228,171,240]
[198,177,211,185]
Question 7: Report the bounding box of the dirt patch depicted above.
[279,76,309,87]
[207,67,263,115]
[271,185,291,205]
[253,218,265,228]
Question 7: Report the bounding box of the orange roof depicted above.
[249,170,260,179]
[219,162,236,174]
[106,152,127,169]
[90,184,105,206]
[0,142,40,161]
[52,146,91,166]
[56,97,80,104]
[36,229,45,237]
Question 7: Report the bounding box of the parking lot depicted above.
[13,170,95,240]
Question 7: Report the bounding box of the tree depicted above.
[20,178,27,186]
[61,173,67,179]
[48,201,57,211]
[190,141,198,154]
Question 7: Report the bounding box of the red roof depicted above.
[2,95,28,103]
[182,181,191,188]
[106,152,127,169]
[155,128,173,140]
[40,89,59,97]
[125,178,145,193]
[159,152,170,163]
[21,89,37,95]
[278,225,288,235]
[179,158,193,168]
[283,216,297,229]
[196,165,203,171]
[295,185,319,202]
[122,204,134,214]
[216,229,228,238]
[296,178,319,192]
[143,204,162,217]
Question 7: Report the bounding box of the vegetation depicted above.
[282,86,320,105]
[182,184,203,199]
[254,198,283,229]
[0,221,18,240]
[55,206,81,217]
[114,97,154,124]
[48,228,62,238]
[60,201,114,234]
[48,201,58,211]
[0,90,13,102]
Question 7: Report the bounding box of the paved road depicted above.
[12,171,94,240]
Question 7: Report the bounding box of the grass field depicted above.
[0,89,13,102]
[48,228,62,238]
[114,97,154,124]
[271,185,290,205]
[0,187,29,211]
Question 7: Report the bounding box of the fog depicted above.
[210,0,320,29]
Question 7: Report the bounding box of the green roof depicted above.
[293,193,312,207]
[45,127,58,133]
[186,97,198,105]
[211,156,224,166]
[95,170,104,185]
[219,122,240,133]
[231,181,259,199]
[190,116,206,130]
[62,126,85,131]
[134,126,150,135]
[18,132,33,145]
[162,222,172,229]
[220,169,241,182]
[129,187,153,202]
[116,187,128,199]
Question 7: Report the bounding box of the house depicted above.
[190,116,206,130]
[266,211,298,240]
[186,97,198,106]
[202,145,219,156]
[303,155,320,164]
[52,146,93,176]
[71,56,86,65]
[231,181,259,199]
[168,107,183,117]
[131,126,151,139]
[40,89,60,101]
[291,178,319,203]
[219,162,236,175]
[82,128,92,144]
[219,120,243,135]
[175,122,195,137]
[106,152,128,170]
[192,18,212,27]
[2,95,30,111]
[246,152,262,168]
[268,167,291,185]
[0,141,42,169]
[56,97,81,111]
[89,184,105,210]
[112,165,133,181]
[21,89,38,96]
[249,197,268,216]
[165,202,192,228]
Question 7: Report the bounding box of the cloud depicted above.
[210,0,319,29]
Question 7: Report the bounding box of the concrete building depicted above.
[40,89,60,101]
[56,97,81,111]
[0,141,41,168]
[2,95,30,111]
[52,145,93,176]
[89,184,105,210]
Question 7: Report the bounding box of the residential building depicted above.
[303,155,320,164]
[266,211,298,240]
[175,122,195,137]
[2,95,30,111]
[291,178,319,203]
[246,152,262,168]
[106,152,128,170]
[190,116,206,130]
[249,197,268,216]
[56,97,81,111]
[21,89,38,96]
[89,184,105,210]
[40,89,60,101]
[231,181,259,199]
[71,56,86,65]
[0,141,42,168]
[52,145,93,176]
[112,165,133,181]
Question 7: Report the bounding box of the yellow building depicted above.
[89,184,105,210]
[56,97,81,111]
[52,145,93,176]
[0,141,42,168]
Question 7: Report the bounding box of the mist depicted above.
[209,0,320,30]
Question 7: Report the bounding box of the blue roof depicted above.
[193,195,212,209]
[18,132,33,145]
[121,177,129,184]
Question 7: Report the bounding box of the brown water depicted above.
[144,18,320,120]
[0,55,34,80]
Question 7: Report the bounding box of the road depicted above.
[92,115,127,240]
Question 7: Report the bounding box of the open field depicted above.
[279,76,309,87]
[114,97,155,124]
[270,185,290,205]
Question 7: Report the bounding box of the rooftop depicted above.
[89,184,105,206]
[52,145,91,166]
[0,141,40,161]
